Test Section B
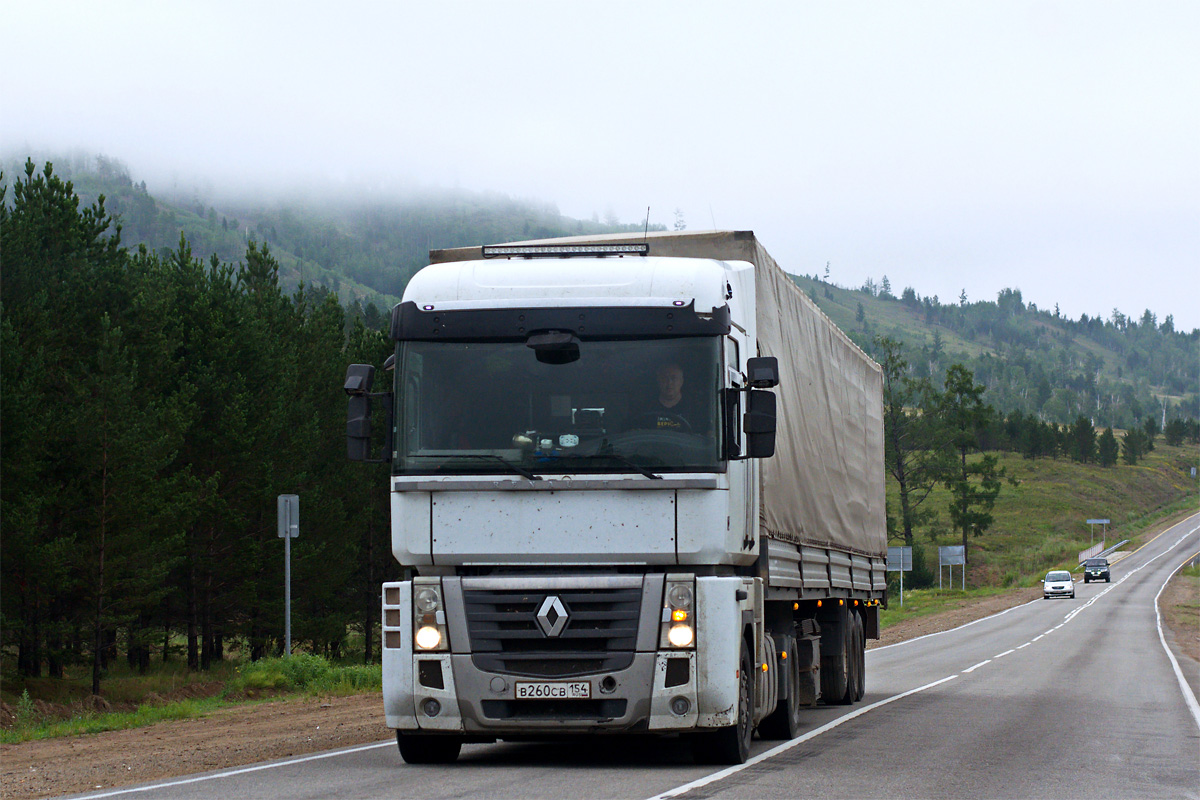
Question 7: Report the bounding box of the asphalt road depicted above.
[67,514,1199,800]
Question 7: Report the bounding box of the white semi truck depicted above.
[344,230,887,765]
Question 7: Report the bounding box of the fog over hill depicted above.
[3,151,1195,432]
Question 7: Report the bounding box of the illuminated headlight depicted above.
[412,580,448,651]
[668,624,695,648]
[415,625,443,650]
[661,576,696,649]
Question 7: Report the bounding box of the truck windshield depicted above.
[395,337,723,475]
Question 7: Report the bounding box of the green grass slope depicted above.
[890,441,1198,590]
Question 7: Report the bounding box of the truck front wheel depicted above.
[692,643,753,764]
[396,732,462,764]
[758,633,802,740]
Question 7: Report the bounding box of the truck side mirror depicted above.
[744,389,777,458]
[345,363,375,395]
[347,395,373,461]
[745,357,779,388]
[345,363,377,462]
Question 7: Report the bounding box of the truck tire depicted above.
[758,634,802,740]
[692,642,754,764]
[820,608,851,705]
[851,610,866,702]
[396,732,462,764]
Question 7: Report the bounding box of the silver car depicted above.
[1043,570,1075,599]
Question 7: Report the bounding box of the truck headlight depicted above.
[415,625,443,650]
[412,579,449,651]
[661,576,696,649]
[667,623,695,648]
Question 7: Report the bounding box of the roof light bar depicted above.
[481,243,650,259]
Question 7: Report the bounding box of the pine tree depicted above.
[1097,427,1119,467]
[1068,416,1097,463]
[935,365,1005,564]
[875,336,941,586]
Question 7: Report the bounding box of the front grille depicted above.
[464,587,641,677]
[480,699,627,720]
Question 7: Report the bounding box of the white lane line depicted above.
[994,649,1016,659]
[72,740,395,799]
[962,660,991,673]
[871,598,1040,652]
[1154,551,1200,731]
[646,675,959,800]
[1017,642,1032,650]
[1032,634,1046,642]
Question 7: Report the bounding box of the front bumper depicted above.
[382,576,748,735]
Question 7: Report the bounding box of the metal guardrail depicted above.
[1078,541,1106,563]
[1079,539,1130,565]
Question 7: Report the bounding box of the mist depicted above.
[3,1,1197,328]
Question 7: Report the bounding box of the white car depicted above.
[1043,570,1075,599]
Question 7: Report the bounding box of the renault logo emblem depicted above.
[536,595,569,637]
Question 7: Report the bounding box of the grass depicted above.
[879,585,1020,630]
[1,654,381,744]
[3,692,231,743]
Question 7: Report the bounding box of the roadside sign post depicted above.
[1086,518,1110,548]
[887,546,913,606]
[278,494,300,656]
[939,545,966,591]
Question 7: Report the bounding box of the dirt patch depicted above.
[1,694,389,800]
[1159,568,1199,666]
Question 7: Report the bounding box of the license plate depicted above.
[514,681,591,699]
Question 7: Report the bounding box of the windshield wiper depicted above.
[556,453,663,481]
[433,454,542,481]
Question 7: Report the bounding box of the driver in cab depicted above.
[636,362,697,431]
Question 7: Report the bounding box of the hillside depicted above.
[1,153,664,313]
[790,273,1198,428]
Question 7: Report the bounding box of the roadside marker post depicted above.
[887,546,912,606]
[278,494,300,656]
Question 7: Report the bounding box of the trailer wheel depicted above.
[758,633,802,739]
[851,610,866,702]
[820,608,851,705]
[396,732,462,764]
[692,642,753,764]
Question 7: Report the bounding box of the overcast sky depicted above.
[4,1,1198,329]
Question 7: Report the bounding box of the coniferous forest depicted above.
[2,162,394,693]
[2,156,1197,693]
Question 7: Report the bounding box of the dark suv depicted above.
[1083,557,1111,583]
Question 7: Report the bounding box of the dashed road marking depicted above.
[647,675,960,800]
